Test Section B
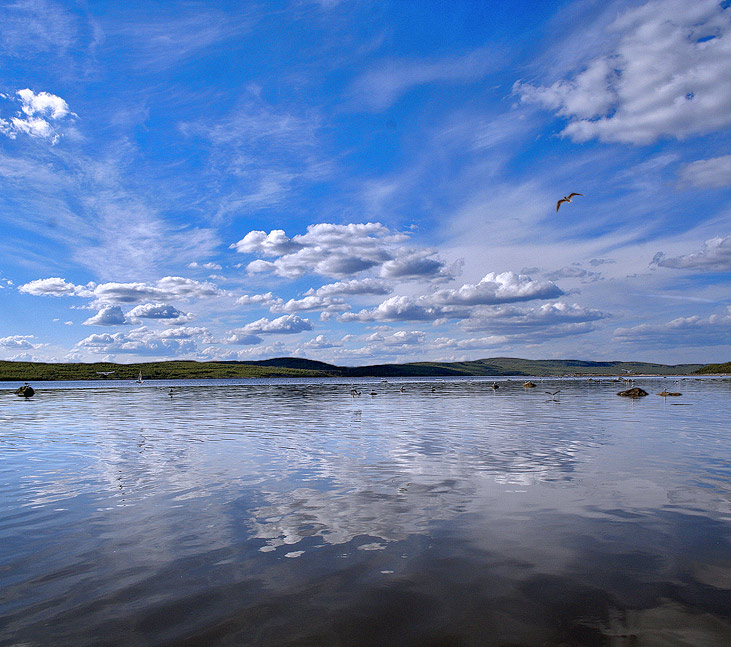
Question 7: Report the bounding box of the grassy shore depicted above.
[0,357,714,381]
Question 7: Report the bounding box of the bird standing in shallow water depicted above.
[556,193,583,211]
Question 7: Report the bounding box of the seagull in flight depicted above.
[556,193,583,212]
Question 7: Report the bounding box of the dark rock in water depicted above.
[617,387,648,398]
[657,391,682,397]
[15,385,35,398]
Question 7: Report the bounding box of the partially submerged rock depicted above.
[657,391,682,397]
[617,387,648,398]
[523,381,536,388]
[15,384,34,398]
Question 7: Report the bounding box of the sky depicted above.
[0,0,729,366]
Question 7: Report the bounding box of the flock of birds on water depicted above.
[12,374,687,402]
[343,376,683,402]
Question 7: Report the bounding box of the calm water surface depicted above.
[1,376,729,646]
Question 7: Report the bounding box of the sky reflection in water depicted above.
[1,377,729,646]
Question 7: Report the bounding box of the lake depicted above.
[1,376,729,646]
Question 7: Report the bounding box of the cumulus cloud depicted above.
[305,278,391,298]
[339,295,470,323]
[514,0,731,144]
[126,303,192,321]
[0,334,36,349]
[236,292,282,308]
[432,335,509,350]
[92,276,221,304]
[651,236,731,272]
[187,261,222,270]
[379,249,450,280]
[233,314,313,336]
[678,155,731,188]
[83,305,128,326]
[301,334,340,350]
[338,272,565,325]
[0,89,75,143]
[19,275,221,305]
[18,277,86,297]
[366,330,427,347]
[232,222,449,280]
[226,332,264,345]
[76,326,202,356]
[231,229,302,256]
[461,302,610,336]
[613,306,731,347]
[433,271,563,305]
[270,295,350,315]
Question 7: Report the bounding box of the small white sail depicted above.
[136,370,143,383]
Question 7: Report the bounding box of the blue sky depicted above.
[1,0,729,366]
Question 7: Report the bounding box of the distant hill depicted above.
[694,362,731,374]
[0,356,706,381]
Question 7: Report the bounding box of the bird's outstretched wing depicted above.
[567,192,583,199]
[556,199,566,212]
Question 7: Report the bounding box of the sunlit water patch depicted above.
[1,377,729,646]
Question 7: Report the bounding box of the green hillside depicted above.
[694,362,731,374]
[0,356,707,382]
[0,360,329,382]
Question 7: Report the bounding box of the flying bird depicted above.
[556,193,583,212]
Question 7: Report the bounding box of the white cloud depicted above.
[91,276,221,304]
[17,88,71,120]
[366,330,427,347]
[226,332,263,345]
[379,249,450,280]
[433,271,563,305]
[301,334,340,350]
[236,292,283,308]
[461,302,610,335]
[83,305,128,326]
[0,334,36,349]
[678,155,731,188]
[18,277,86,297]
[270,295,350,315]
[231,229,301,256]
[19,275,222,305]
[613,306,731,347]
[232,222,449,280]
[76,326,201,356]
[651,236,731,272]
[340,295,470,323]
[158,326,213,342]
[306,278,391,297]
[514,0,731,144]
[432,335,509,351]
[187,261,222,270]
[234,314,313,336]
[0,89,74,143]
[127,303,192,321]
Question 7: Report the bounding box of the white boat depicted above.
[136,371,143,384]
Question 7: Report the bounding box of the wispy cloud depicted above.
[101,8,253,71]
[349,46,501,111]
